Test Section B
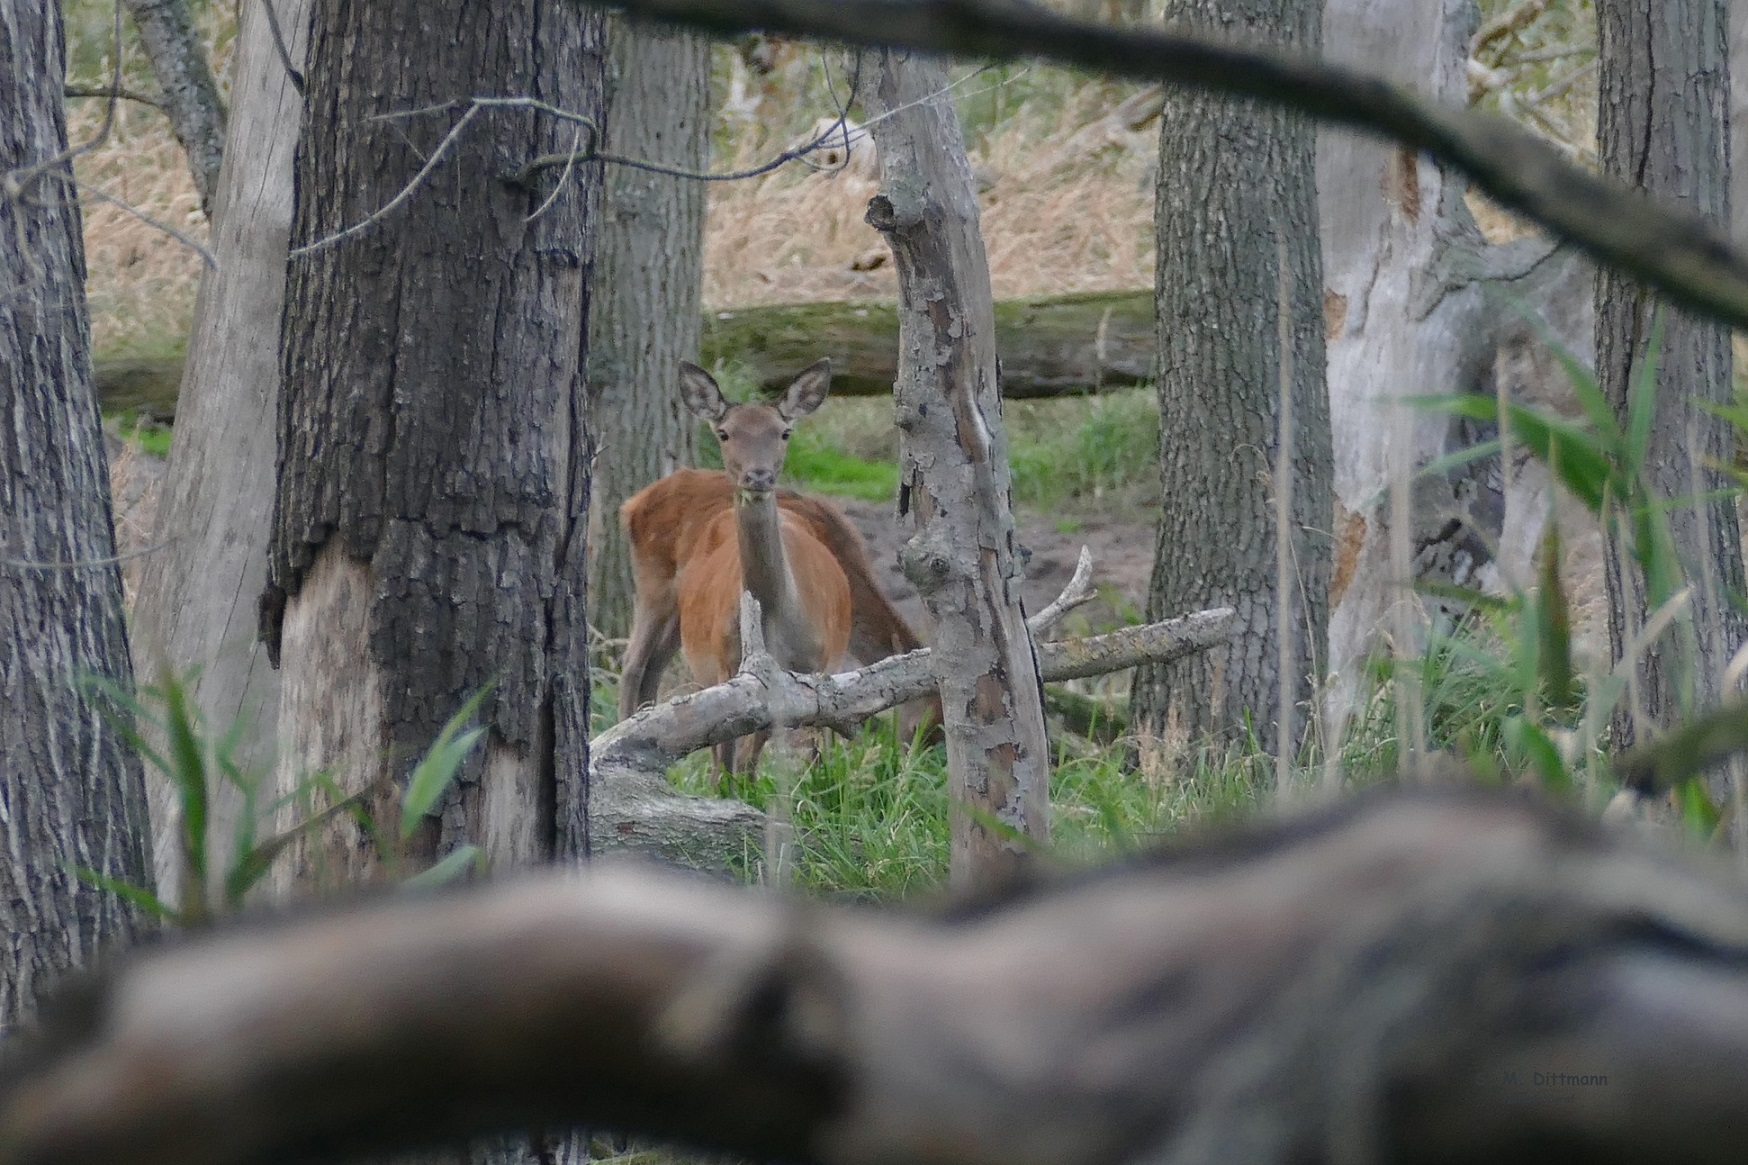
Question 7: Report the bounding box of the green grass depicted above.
[1008,390,1160,510]
[105,414,174,457]
[782,430,900,500]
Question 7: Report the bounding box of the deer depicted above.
[619,361,942,779]
[650,360,850,780]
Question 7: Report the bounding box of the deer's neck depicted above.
[736,490,821,667]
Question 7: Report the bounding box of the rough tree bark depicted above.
[121,0,227,214]
[1318,0,1595,731]
[586,16,710,639]
[10,788,1748,1165]
[1132,0,1330,756]
[0,0,153,1026]
[260,1,603,884]
[128,0,311,905]
[1595,0,1745,743]
[864,51,1052,888]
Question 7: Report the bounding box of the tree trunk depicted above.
[261,1,603,885]
[0,0,153,1026]
[1318,0,1595,743]
[586,17,710,640]
[1735,0,1748,239]
[122,0,227,215]
[128,0,311,907]
[864,51,1051,889]
[1131,0,1329,758]
[1596,0,1744,745]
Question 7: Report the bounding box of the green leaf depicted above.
[1676,776,1721,838]
[401,845,483,891]
[1504,716,1570,794]
[1624,310,1664,479]
[1409,394,1614,512]
[160,671,209,886]
[224,779,388,907]
[1617,698,1748,793]
[401,686,494,840]
[71,865,175,922]
[1536,523,1576,718]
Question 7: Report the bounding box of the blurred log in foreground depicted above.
[4,787,1748,1165]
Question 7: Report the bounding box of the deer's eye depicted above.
[780,430,792,441]
[716,429,729,441]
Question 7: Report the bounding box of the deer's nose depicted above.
[742,467,776,492]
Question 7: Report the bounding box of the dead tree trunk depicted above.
[260,0,603,881]
[0,0,153,1026]
[1595,0,1745,744]
[864,51,1051,888]
[1133,0,1330,758]
[128,0,311,907]
[11,788,1748,1165]
[122,0,227,215]
[586,17,710,640]
[1319,0,1595,739]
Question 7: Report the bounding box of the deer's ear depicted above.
[778,359,831,421]
[678,362,729,422]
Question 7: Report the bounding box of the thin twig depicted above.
[7,0,124,203]
[76,177,219,270]
[261,0,306,95]
[64,85,167,110]
[3,537,179,572]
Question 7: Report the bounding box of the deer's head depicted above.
[679,361,831,500]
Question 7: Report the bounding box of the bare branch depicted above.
[1025,544,1095,638]
[62,85,166,110]
[8,790,1748,1165]
[591,607,1236,783]
[601,0,1748,330]
[121,0,228,214]
[260,0,306,95]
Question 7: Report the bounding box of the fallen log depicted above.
[700,289,1152,398]
[93,291,1155,420]
[6,787,1748,1165]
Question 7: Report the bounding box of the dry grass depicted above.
[703,58,1155,308]
[72,103,209,361]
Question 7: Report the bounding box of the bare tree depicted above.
[586,16,711,639]
[1132,0,1330,758]
[1595,0,1745,744]
[260,0,604,881]
[864,51,1051,887]
[1318,0,1594,744]
[0,0,153,1025]
[129,0,311,905]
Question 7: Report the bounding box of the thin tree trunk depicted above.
[1131,0,1329,758]
[0,0,153,1027]
[121,0,227,215]
[129,0,311,907]
[587,17,709,640]
[864,51,1051,889]
[261,1,603,886]
[1596,0,1744,744]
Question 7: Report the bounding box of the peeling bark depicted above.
[864,50,1051,889]
[261,0,604,883]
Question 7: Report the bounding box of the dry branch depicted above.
[7,788,1748,1165]
[603,0,1748,330]
[591,605,1236,784]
